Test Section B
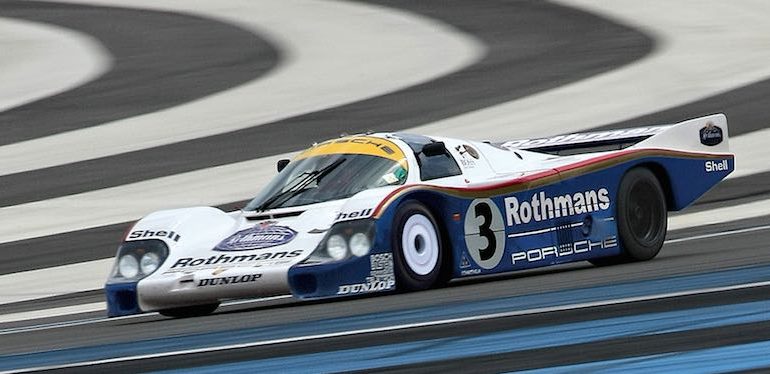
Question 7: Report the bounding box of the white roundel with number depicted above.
[463,198,506,269]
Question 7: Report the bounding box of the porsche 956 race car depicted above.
[106,114,733,317]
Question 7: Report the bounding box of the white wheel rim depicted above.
[401,214,439,276]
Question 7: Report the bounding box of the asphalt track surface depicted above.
[1,0,770,372]
[3,224,770,372]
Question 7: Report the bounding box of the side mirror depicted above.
[421,142,446,157]
[276,159,290,172]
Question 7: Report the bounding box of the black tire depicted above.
[158,302,219,318]
[590,167,667,265]
[391,201,448,291]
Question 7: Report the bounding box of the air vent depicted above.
[245,210,304,221]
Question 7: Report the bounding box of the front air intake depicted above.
[245,210,304,221]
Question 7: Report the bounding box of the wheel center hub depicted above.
[414,235,425,254]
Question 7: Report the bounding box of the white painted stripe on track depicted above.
[668,201,770,231]
[7,279,770,373]
[665,224,770,244]
[0,16,111,112]
[0,152,295,245]
[0,259,112,305]
[411,0,770,140]
[0,0,484,176]
[0,295,291,328]
[0,302,105,325]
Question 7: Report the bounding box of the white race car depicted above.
[105,114,733,317]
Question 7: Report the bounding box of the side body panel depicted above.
[443,151,734,277]
[289,149,733,299]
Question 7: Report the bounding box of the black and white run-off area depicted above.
[2,0,770,372]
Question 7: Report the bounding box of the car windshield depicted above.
[245,136,408,211]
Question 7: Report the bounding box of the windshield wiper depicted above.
[253,158,346,211]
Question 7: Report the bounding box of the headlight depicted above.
[305,219,376,263]
[327,234,348,260]
[140,252,162,274]
[349,232,371,257]
[118,255,139,278]
[108,240,169,283]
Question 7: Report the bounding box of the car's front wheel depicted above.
[158,302,220,318]
[392,201,446,291]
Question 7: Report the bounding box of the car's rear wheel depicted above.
[158,302,220,318]
[392,201,446,291]
[590,167,667,266]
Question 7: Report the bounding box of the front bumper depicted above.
[106,251,396,317]
[105,282,140,317]
[105,266,290,317]
[288,251,395,299]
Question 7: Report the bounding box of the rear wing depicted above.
[498,114,729,155]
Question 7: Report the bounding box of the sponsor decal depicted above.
[505,188,610,226]
[455,144,480,168]
[460,269,482,276]
[215,225,296,251]
[699,123,723,146]
[464,199,505,269]
[511,236,617,264]
[127,230,181,242]
[296,136,406,163]
[337,253,395,295]
[337,279,395,295]
[197,274,262,287]
[460,254,471,268]
[705,159,729,172]
[502,126,667,150]
[327,137,397,155]
[166,250,303,273]
[382,173,399,184]
[335,208,373,222]
[370,253,394,277]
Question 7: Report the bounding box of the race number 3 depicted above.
[463,199,505,269]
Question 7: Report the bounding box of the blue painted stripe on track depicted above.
[3,264,770,371]
[518,340,770,374]
[152,301,770,373]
